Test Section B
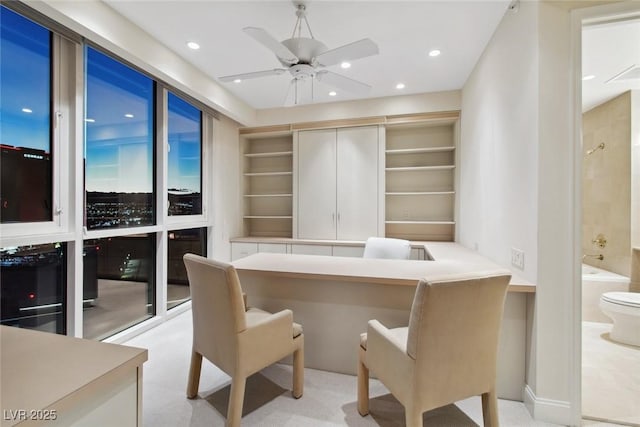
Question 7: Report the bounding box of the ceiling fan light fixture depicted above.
[222,2,378,105]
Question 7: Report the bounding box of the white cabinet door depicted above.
[336,126,379,240]
[297,129,337,239]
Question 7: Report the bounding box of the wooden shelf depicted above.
[244,215,293,219]
[385,220,455,225]
[386,191,454,196]
[385,121,457,241]
[244,171,293,177]
[385,165,455,172]
[245,151,293,158]
[244,193,293,198]
[385,146,455,154]
[242,133,294,238]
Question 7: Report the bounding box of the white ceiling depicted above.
[582,18,640,112]
[99,1,639,113]
[103,0,511,109]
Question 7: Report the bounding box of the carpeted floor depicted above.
[125,310,563,427]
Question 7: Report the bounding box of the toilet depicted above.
[599,292,640,347]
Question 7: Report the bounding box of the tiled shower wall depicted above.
[582,91,632,277]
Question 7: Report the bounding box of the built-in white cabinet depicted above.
[230,239,429,260]
[237,112,458,244]
[296,126,382,240]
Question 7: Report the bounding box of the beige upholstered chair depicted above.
[363,237,411,260]
[357,270,511,427]
[183,254,304,427]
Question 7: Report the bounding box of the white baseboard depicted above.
[524,385,573,426]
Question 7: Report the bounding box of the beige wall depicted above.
[582,92,632,276]
[632,91,640,250]
[212,116,243,262]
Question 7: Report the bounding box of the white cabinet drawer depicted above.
[258,243,288,254]
[332,246,365,258]
[231,242,258,260]
[290,244,333,256]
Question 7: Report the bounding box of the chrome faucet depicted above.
[583,254,604,261]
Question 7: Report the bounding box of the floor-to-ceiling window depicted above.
[0,3,213,340]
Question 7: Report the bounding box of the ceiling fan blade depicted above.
[314,38,379,67]
[316,70,371,96]
[219,69,287,82]
[243,27,299,64]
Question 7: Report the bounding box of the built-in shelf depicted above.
[385,120,457,241]
[385,220,456,225]
[244,171,293,177]
[385,146,455,154]
[244,194,293,198]
[386,191,455,196]
[244,215,293,219]
[242,133,294,238]
[244,151,293,158]
[385,165,455,172]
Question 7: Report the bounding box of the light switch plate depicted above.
[511,248,525,270]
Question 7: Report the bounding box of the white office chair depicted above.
[363,237,411,260]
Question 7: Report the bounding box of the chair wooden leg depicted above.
[226,376,246,427]
[482,389,500,427]
[186,351,202,399]
[357,347,370,416]
[404,406,423,427]
[292,340,304,399]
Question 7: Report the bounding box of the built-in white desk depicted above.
[232,243,535,401]
[1,326,147,427]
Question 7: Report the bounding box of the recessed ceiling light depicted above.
[233,78,242,83]
[340,62,351,69]
[396,83,405,90]
[582,74,595,81]
[85,118,95,123]
[428,49,441,57]
[329,91,337,96]
[187,41,200,50]
[21,108,32,113]
[124,113,134,118]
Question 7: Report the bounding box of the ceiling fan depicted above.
[219,1,379,104]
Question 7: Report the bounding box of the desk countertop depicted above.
[233,242,535,293]
[0,326,148,426]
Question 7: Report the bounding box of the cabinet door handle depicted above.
[337,212,340,223]
[332,213,335,224]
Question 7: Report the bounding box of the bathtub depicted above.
[582,264,630,323]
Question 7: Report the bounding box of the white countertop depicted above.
[0,326,147,427]
[233,243,535,293]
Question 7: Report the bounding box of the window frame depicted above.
[163,87,210,228]
[0,9,72,240]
